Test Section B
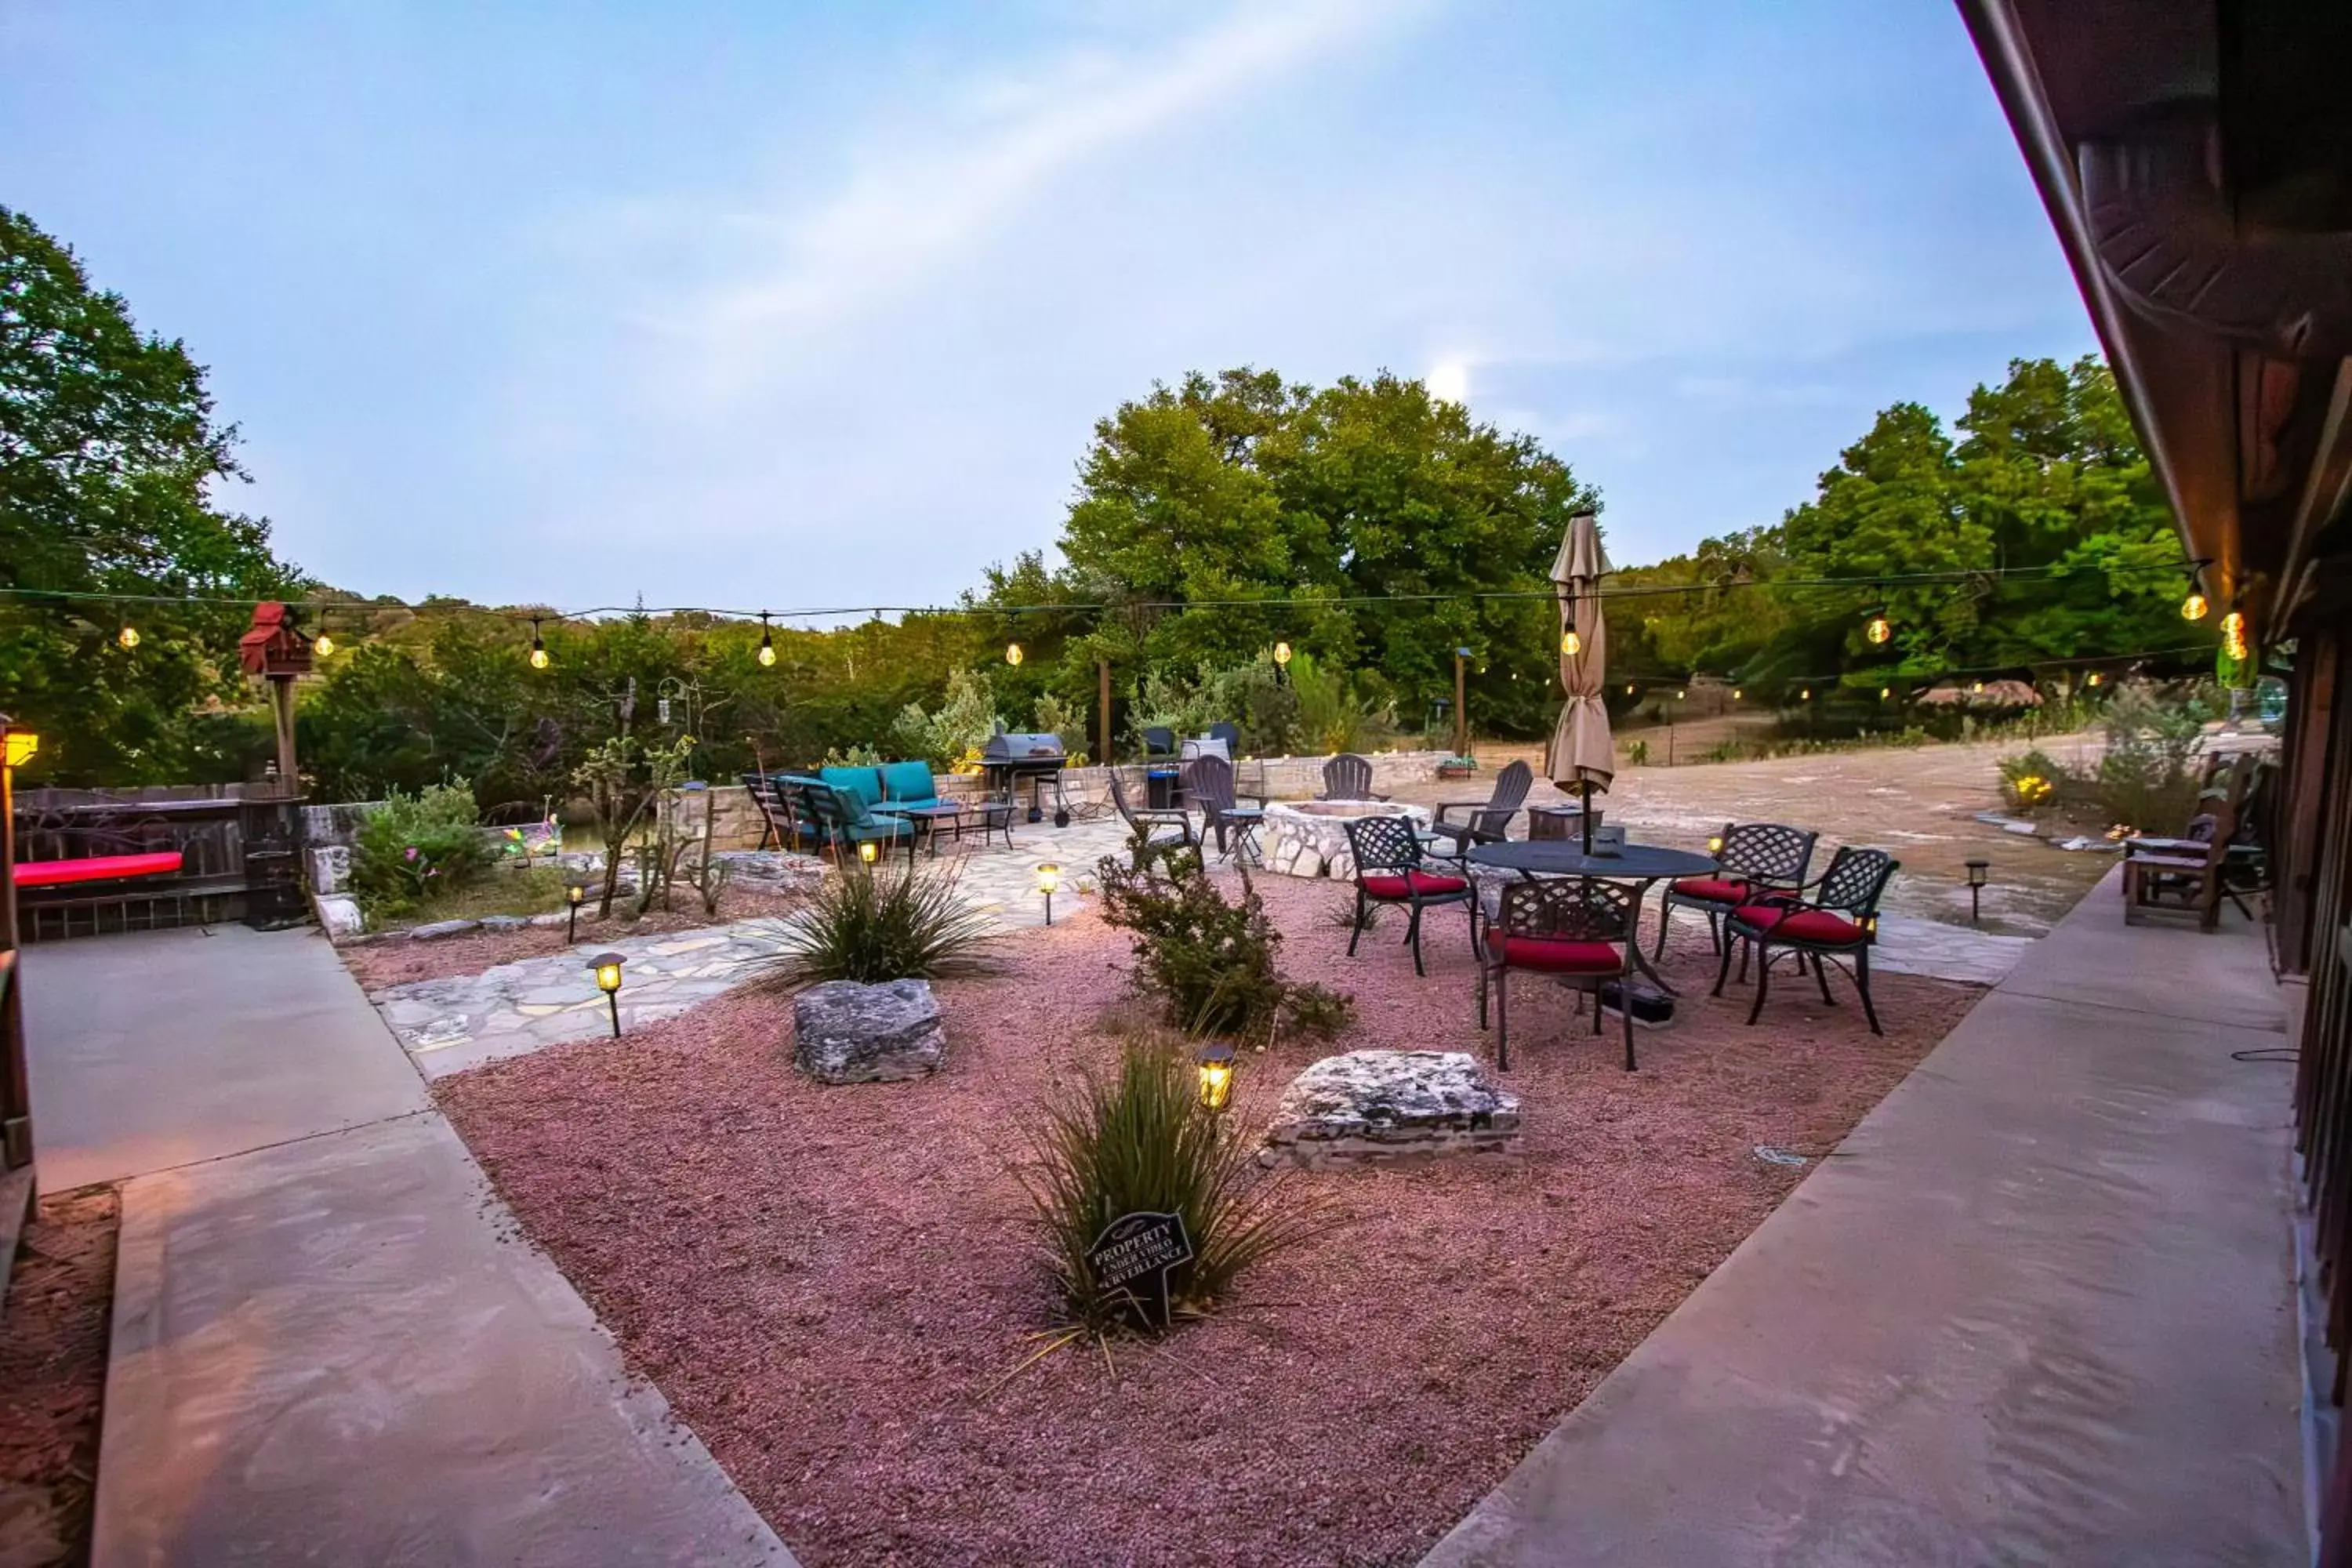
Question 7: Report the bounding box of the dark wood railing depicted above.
[12,784,308,940]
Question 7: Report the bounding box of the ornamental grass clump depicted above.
[1018,1029,1325,1339]
[764,860,1001,988]
[1094,845,1352,1043]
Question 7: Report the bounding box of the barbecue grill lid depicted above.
[984,732,1066,758]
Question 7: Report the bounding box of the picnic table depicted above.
[1466,840,1718,995]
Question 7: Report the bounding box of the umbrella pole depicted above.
[1581,777,1594,855]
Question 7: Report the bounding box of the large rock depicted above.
[314,893,365,942]
[793,978,946,1084]
[1262,1050,1520,1169]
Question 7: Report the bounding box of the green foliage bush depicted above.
[1019,1028,1326,1334]
[1995,682,2219,829]
[765,862,1001,987]
[891,666,1004,767]
[1094,846,1352,1041]
[350,779,493,918]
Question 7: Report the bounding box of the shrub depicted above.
[765,861,1001,987]
[1019,1029,1327,1335]
[1998,749,2061,811]
[890,667,1003,768]
[1094,846,1352,1042]
[349,779,494,919]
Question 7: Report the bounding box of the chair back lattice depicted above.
[1207,721,1242,756]
[1106,768,1150,829]
[1323,753,1376,800]
[1183,756,1238,815]
[1341,813,1424,876]
[1497,877,1633,945]
[1814,846,1898,916]
[1487,759,1535,815]
[1718,822,1818,886]
[1143,727,1178,758]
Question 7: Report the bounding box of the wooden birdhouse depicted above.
[238,602,313,678]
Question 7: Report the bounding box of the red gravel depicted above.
[1,1187,119,1566]
[340,888,807,991]
[436,873,1982,1567]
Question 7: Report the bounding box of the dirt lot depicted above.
[1,1189,118,1568]
[1388,733,2113,938]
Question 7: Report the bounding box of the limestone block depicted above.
[1262,1050,1520,1169]
[792,978,946,1084]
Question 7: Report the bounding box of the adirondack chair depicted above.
[1319,753,1389,802]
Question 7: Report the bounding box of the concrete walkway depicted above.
[20,924,795,1567]
[1423,866,2304,1566]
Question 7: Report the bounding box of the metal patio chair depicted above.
[1712,845,1899,1035]
[1479,877,1639,1072]
[1341,813,1472,977]
[1655,821,1819,959]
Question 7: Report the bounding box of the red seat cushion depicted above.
[1732,904,1864,945]
[1361,869,1468,899]
[1484,931,1624,973]
[1670,876,1751,903]
[14,851,183,888]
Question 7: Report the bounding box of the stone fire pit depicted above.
[1260,800,1433,879]
[1261,1050,1521,1168]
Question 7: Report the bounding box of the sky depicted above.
[2,0,2098,621]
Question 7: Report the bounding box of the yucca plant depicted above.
[1018,1030,1325,1338]
[764,859,1002,988]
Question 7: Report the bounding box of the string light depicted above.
[118,624,140,649]
[1731,687,1744,700]
[1005,642,1023,666]
[1865,611,1892,645]
[528,618,550,670]
[2221,611,2249,661]
[1561,609,1581,658]
[1878,686,1892,700]
[1799,687,1812,701]
[2087,671,2103,687]
[2180,590,2209,622]
[314,632,336,657]
[757,611,776,667]
[1273,641,1292,666]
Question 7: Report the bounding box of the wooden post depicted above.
[1453,651,1468,758]
[1098,659,1112,764]
[270,675,299,784]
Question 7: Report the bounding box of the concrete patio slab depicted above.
[1423,863,2303,1567]
[20,924,430,1190]
[97,1112,790,1568]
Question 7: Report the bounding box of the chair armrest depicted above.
[1432,800,1489,824]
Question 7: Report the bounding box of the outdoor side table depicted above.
[895,804,967,858]
[967,798,1018,851]
[1465,840,1718,995]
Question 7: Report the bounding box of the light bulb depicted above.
[1005,642,1023,666]
[1800,688,1812,701]
[118,625,140,649]
[2221,611,2249,660]
[757,638,776,666]
[1273,641,1292,666]
[1561,628,1582,657]
[314,633,336,657]
[1865,613,1892,645]
[1731,688,1743,700]
[1879,686,1892,700]
[2181,591,2209,622]
[2087,671,2103,688]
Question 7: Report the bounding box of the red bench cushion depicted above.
[1733,904,1864,945]
[1671,876,1751,903]
[1361,870,1468,899]
[1484,931,1623,973]
[15,851,184,888]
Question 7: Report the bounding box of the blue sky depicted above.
[3,0,2096,619]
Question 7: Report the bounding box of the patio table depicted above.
[1466,840,1718,996]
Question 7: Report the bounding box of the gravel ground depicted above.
[0,1188,119,1567]
[437,872,1982,1568]
[340,888,807,991]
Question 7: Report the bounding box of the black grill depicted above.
[982,733,1069,826]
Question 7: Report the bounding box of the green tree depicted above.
[0,206,304,781]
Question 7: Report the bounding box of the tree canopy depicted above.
[1,205,303,781]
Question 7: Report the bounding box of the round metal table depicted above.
[1465,840,1719,994]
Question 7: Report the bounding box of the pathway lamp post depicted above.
[588,953,626,1038]
[1036,862,1062,926]
[1965,858,1990,924]
[1196,1042,1235,1112]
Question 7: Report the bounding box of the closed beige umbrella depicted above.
[1544,511,1613,854]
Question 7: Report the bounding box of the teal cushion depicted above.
[818,766,880,817]
[879,760,938,804]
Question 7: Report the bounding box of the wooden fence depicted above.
[12,783,308,940]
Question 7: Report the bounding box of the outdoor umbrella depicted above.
[1544,511,1614,855]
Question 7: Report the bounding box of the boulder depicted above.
[1262,1049,1520,1169]
[793,978,946,1084]
[408,918,481,941]
[305,843,352,895]
[314,894,365,942]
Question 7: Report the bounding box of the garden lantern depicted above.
[1965,858,1990,924]
[588,952,625,1037]
[858,839,880,866]
[118,623,140,650]
[1005,642,1023,666]
[2,731,36,769]
[1196,1042,1235,1112]
[564,877,586,943]
[1036,862,1062,925]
